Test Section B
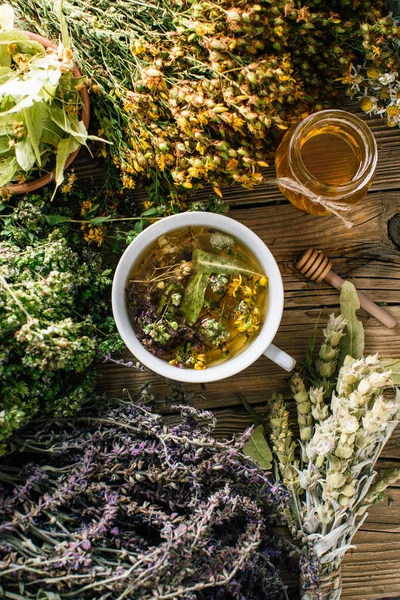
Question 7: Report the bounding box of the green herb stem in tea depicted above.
[126,227,268,369]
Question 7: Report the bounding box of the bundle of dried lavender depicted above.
[266,284,400,600]
[0,392,293,599]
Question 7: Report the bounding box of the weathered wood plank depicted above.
[96,303,400,410]
[87,97,400,600]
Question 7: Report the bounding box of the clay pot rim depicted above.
[6,31,90,195]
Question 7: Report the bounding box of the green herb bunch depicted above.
[11,0,397,208]
[0,193,123,455]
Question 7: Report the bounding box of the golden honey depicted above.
[275,110,377,216]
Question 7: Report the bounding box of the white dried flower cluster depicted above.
[269,306,400,600]
[347,65,400,127]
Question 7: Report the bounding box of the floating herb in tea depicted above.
[126,227,268,369]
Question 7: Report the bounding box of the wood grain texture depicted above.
[74,107,400,600]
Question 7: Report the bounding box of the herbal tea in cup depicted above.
[126,227,268,370]
[112,212,294,382]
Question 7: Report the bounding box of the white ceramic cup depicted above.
[112,212,295,382]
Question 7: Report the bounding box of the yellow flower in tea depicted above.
[193,353,207,370]
[227,274,242,297]
[234,306,260,333]
[258,275,268,287]
[242,285,256,299]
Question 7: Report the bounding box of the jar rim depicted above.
[288,109,378,198]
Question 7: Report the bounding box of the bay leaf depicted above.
[339,281,364,364]
[381,358,400,385]
[193,248,262,277]
[180,271,209,325]
[243,425,272,470]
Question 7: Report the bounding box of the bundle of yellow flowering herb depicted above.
[10,0,397,208]
[244,282,400,600]
[0,391,295,599]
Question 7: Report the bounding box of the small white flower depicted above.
[337,410,359,434]
[378,72,398,85]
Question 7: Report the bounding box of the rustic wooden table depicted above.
[77,98,400,600]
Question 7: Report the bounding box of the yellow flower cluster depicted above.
[228,274,267,334]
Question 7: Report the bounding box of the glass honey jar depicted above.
[274,109,378,216]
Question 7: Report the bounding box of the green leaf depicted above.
[0,30,37,68]
[134,220,144,233]
[339,281,364,364]
[50,104,88,146]
[54,0,72,48]
[0,203,6,211]
[141,207,158,217]
[44,214,71,225]
[0,156,17,186]
[41,118,63,147]
[180,271,209,325]
[238,392,265,427]
[84,203,100,218]
[52,136,79,199]
[193,248,262,277]
[305,315,320,377]
[88,216,112,225]
[15,137,36,172]
[0,136,11,155]
[381,358,400,385]
[23,102,48,165]
[243,425,272,470]
[0,66,11,79]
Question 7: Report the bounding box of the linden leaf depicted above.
[0,156,18,186]
[243,425,272,470]
[339,281,364,364]
[180,271,209,326]
[23,102,48,165]
[50,104,88,146]
[0,136,11,154]
[193,248,261,277]
[51,136,79,200]
[15,137,36,172]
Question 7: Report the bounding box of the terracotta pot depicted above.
[7,31,90,195]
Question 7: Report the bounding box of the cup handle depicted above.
[263,343,296,372]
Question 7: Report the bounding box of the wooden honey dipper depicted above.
[296,248,397,329]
